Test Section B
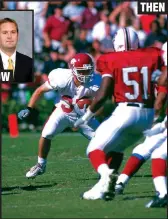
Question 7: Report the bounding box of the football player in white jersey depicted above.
[18,53,100,179]
[146,58,167,208]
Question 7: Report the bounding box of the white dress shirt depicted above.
[0,50,16,71]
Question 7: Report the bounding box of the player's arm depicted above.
[90,77,113,113]
[18,69,61,120]
[155,43,167,115]
[154,43,167,122]
[28,68,65,108]
[157,42,167,86]
[157,68,167,87]
[94,106,105,117]
[154,86,167,122]
[18,83,52,120]
[28,83,51,108]
[88,54,114,113]
[154,86,167,111]
[74,76,113,127]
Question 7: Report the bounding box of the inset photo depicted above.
[0,10,34,83]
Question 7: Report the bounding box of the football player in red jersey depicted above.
[74,27,166,200]
[115,42,167,208]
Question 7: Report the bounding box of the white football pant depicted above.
[42,107,99,140]
[151,137,167,160]
[87,103,154,155]
[132,127,167,160]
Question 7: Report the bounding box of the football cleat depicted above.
[146,194,167,208]
[103,171,118,201]
[82,169,118,201]
[115,182,125,195]
[26,163,46,179]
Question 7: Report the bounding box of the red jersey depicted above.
[157,86,167,94]
[96,47,165,104]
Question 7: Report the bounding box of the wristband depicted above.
[82,107,94,121]
[27,107,33,111]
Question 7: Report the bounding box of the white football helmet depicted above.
[113,27,140,52]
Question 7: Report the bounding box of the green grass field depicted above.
[2,133,167,218]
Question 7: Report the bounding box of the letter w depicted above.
[1,72,10,81]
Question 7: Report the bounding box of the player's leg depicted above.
[106,151,124,172]
[81,106,140,200]
[26,108,70,178]
[82,106,154,200]
[105,107,154,179]
[79,119,123,184]
[146,138,167,208]
[115,127,167,194]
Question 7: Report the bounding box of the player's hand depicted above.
[74,108,94,128]
[18,108,31,120]
[74,117,86,128]
[143,122,165,137]
[143,129,155,137]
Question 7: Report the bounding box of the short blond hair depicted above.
[0,17,19,32]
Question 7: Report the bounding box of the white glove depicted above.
[18,108,31,120]
[74,117,86,128]
[143,122,166,137]
[74,108,94,128]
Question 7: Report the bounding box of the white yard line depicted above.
[2,133,82,138]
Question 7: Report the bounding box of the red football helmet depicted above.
[69,53,94,83]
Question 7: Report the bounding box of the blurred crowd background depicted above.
[1,1,167,132]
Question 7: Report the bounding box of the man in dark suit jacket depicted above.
[0,17,33,83]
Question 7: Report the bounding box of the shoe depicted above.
[115,182,124,195]
[146,193,167,208]
[82,169,118,201]
[103,171,118,201]
[26,163,46,179]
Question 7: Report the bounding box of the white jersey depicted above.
[45,68,99,115]
[162,42,167,66]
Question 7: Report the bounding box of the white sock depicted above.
[97,164,111,177]
[38,156,47,166]
[153,176,167,198]
[116,174,130,185]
